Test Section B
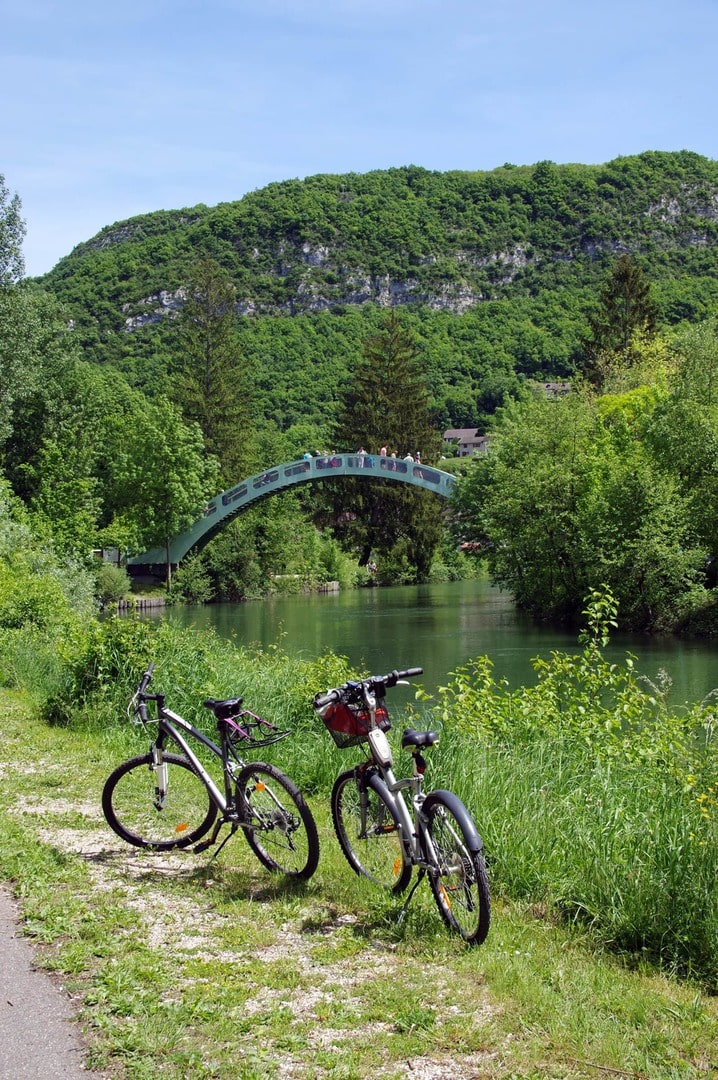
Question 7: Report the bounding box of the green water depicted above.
[164,579,717,707]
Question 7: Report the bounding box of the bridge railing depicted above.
[128,455,456,569]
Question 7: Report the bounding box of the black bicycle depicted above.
[102,663,319,880]
[314,667,490,944]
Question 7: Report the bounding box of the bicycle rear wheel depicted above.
[331,769,412,893]
[423,790,490,945]
[102,752,217,850]
[237,762,319,880]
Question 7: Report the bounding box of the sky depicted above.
[3,0,718,278]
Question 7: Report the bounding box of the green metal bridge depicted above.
[128,453,456,573]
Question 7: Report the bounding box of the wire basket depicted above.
[225,713,290,749]
[320,701,391,749]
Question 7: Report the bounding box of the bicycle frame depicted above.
[148,702,231,814]
[363,701,439,872]
[317,667,490,942]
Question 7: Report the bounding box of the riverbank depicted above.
[2,687,717,1079]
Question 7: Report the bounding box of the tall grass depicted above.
[426,588,718,986]
[6,589,718,986]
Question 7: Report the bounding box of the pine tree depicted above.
[173,258,253,483]
[586,254,657,388]
[330,311,443,577]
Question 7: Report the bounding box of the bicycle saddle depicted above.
[401,728,440,749]
[203,697,244,720]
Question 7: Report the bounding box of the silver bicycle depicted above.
[313,667,490,944]
[103,663,319,879]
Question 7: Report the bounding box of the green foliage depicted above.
[6,155,718,608]
[328,311,444,579]
[586,254,658,386]
[647,317,718,608]
[0,173,25,285]
[11,587,718,984]
[452,353,715,632]
[35,152,718,436]
[171,257,253,482]
[95,561,131,605]
[36,609,353,761]
[426,587,718,982]
[0,480,95,635]
[0,285,78,452]
[170,552,214,604]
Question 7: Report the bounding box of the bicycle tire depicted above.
[237,762,319,880]
[331,769,412,893]
[102,752,217,851]
[422,789,490,945]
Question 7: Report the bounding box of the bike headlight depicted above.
[368,727,393,769]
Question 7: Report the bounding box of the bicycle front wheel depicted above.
[102,753,217,851]
[331,769,412,893]
[237,762,319,880]
[423,790,490,945]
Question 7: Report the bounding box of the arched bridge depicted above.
[128,453,457,571]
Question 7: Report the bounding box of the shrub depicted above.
[171,553,214,604]
[95,562,131,605]
[426,586,718,985]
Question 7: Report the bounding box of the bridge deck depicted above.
[128,454,456,569]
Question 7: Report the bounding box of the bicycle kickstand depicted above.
[193,820,237,859]
[397,868,426,925]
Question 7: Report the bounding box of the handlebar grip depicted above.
[138,662,155,696]
[313,689,340,709]
[382,667,424,687]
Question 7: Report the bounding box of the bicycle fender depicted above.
[366,772,394,803]
[367,773,412,859]
[424,789,484,853]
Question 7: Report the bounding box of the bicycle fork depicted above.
[151,745,169,811]
[354,766,394,840]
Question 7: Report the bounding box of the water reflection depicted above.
[164,580,717,707]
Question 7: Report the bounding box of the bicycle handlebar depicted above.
[313,666,423,709]
[133,662,155,723]
[138,662,155,695]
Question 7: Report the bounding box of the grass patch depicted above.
[2,689,718,1078]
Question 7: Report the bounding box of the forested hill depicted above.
[37,150,718,430]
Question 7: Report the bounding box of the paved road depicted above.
[0,885,108,1079]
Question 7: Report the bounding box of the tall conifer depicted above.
[173,258,252,483]
[586,254,657,387]
[330,311,443,577]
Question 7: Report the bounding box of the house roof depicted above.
[443,428,480,442]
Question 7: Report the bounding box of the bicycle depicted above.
[313,667,490,944]
[102,663,319,880]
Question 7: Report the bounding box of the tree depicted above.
[647,318,718,587]
[586,255,657,388]
[0,178,34,448]
[0,174,25,286]
[452,388,704,630]
[330,311,443,577]
[104,395,220,588]
[173,258,253,483]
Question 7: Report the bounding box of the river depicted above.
[163,579,717,708]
